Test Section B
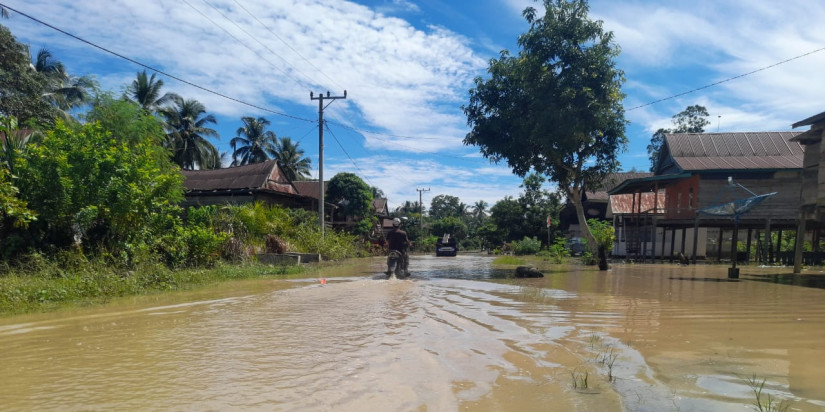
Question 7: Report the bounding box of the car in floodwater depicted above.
[435,234,458,257]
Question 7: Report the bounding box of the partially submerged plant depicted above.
[570,368,589,390]
[744,374,792,412]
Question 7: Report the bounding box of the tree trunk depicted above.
[569,187,603,268]
[598,245,608,270]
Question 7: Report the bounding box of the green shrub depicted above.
[512,236,541,255]
[546,237,570,263]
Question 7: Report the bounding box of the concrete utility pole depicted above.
[416,187,430,235]
[310,90,347,237]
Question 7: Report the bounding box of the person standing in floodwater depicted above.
[386,218,410,275]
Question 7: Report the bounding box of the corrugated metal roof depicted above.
[182,160,297,194]
[665,132,803,171]
[293,181,326,199]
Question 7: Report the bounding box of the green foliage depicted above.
[429,194,464,220]
[464,0,626,252]
[547,237,570,263]
[648,105,709,171]
[580,251,596,265]
[326,172,374,235]
[431,216,467,240]
[416,235,439,253]
[587,218,615,250]
[512,236,542,255]
[0,25,59,126]
[13,120,184,256]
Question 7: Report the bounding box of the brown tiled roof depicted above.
[665,132,803,171]
[181,160,297,194]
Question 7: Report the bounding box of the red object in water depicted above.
[320,278,326,285]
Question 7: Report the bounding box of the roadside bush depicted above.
[546,237,570,263]
[512,236,541,255]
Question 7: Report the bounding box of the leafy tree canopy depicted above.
[463,0,626,255]
[429,194,464,220]
[647,104,710,171]
[326,172,373,222]
[14,120,184,252]
[0,24,59,126]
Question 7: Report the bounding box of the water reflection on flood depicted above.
[1,254,824,411]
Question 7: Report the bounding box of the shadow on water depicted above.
[744,273,825,289]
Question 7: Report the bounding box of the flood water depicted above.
[2,254,825,411]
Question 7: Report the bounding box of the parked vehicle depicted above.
[435,234,458,257]
[566,237,586,256]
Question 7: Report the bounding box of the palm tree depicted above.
[161,95,219,170]
[230,116,277,166]
[472,200,488,220]
[125,70,179,113]
[270,136,311,181]
[32,48,95,115]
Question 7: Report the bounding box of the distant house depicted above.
[559,172,653,239]
[293,180,389,232]
[181,160,315,210]
[610,132,803,262]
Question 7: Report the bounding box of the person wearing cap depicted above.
[386,218,410,275]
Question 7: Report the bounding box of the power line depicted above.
[194,0,319,91]
[0,2,316,123]
[323,121,375,187]
[627,45,825,111]
[231,0,344,92]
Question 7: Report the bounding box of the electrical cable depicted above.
[231,0,344,92]
[0,2,316,123]
[627,46,825,111]
[195,0,320,91]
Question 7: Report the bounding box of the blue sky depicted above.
[3,0,824,210]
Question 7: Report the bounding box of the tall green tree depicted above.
[271,136,311,181]
[326,172,374,235]
[647,104,710,171]
[32,48,96,116]
[230,116,277,166]
[161,95,219,170]
[489,196,524,242]
[518,173,562,243]
[429,194,463,220]
[0,25,58,126]
[463,0,626,264]
[125,70,179,114]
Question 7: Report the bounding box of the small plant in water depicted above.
[570,368,589,390]
[598,346,619,382]
[744,374,792,412]
[588,333,602,350]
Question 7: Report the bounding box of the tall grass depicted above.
[0,254,305,316]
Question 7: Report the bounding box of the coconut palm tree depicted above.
[269,136,311,181]
[230,116,277,166]
[125,70,179,113]
[32,48,95,115]
[161,95,219,170]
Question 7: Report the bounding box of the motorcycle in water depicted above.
[386,250,408,279]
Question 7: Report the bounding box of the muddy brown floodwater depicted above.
[2,254,825,411]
